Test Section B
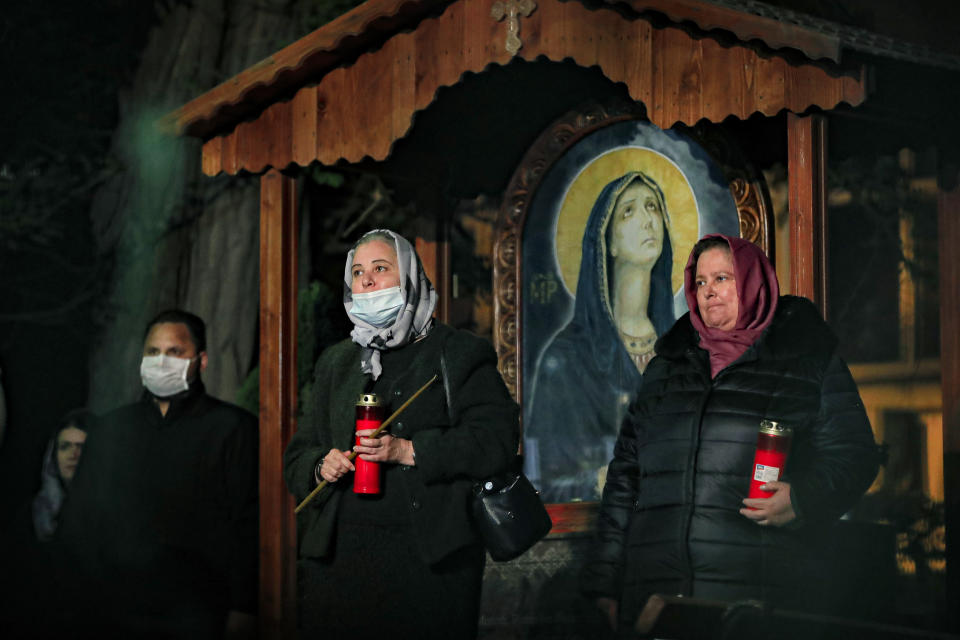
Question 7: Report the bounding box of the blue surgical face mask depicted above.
[350,286,405,328]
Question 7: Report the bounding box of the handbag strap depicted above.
[441,335,493,492]
[439,335,454,421]
[440,333,520,482]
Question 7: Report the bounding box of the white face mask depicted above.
[140,354,195,398]
[350,286,405,328]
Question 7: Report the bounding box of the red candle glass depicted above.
[354,393,383,494]
[747,420,793,502]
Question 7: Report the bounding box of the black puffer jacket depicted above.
[582,296,878,622]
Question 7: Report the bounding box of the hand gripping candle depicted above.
[354,393,384,494]
[748,420,793,501]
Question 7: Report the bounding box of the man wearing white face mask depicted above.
[57,310,258,639]
[139,318,207,413]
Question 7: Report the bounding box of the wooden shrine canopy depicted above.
[165,0,871,636]
[162,0,866,173]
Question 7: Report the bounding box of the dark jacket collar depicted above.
[139,379,208,425]
[656,295,837,363]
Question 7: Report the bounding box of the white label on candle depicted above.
[754,464,780,483]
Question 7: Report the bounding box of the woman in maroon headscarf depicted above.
[582,234,879,633]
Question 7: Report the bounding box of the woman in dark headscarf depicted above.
[32,409,94,541]
[582,234,879,632]
[284,229,519,639]
[0,411,93,636]
[525,171,675,503]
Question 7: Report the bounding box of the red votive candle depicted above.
[747,419,793,502]
[354,393,383,494]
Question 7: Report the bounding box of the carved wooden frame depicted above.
[492,101,772,525]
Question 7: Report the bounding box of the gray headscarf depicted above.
[32,438,66,541]
[344,229,437,380]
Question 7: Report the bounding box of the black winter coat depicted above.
[582,296,878,623]
[284,323,519,565]
[56,383,259,633]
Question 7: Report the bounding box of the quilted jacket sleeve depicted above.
[789,353,879,526]
[580,384,643,599]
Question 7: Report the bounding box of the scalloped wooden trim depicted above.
[170,0,854,141]
[198,0,865,176]
[161,0,454,138]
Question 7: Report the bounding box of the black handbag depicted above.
[440,341,552,561]
[471,464,553,561]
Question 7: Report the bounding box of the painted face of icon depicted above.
[608,181,664,268]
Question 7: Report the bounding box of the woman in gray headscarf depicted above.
[284,229,519,640]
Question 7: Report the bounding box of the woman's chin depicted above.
[703,314,734,331]
[621,249,662,268]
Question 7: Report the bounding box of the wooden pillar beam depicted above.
[787,113,828,317]
[413,190,451,322]
[258,169,298,639]
[415,236,451,322]
[939,173,960,632]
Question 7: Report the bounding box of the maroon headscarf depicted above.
[684,234,779,377]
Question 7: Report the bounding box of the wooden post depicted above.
[939,173,960,632]
[259,169,298,639]
[787,113,828,318]
[415,236,451,323]
[413,189,451,322]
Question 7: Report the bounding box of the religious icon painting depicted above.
[493,102,770,507]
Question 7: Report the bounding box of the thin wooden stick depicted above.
[294,374,438,514]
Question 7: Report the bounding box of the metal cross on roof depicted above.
[491,0,536,56]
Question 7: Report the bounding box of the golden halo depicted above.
[555,148,699,297]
